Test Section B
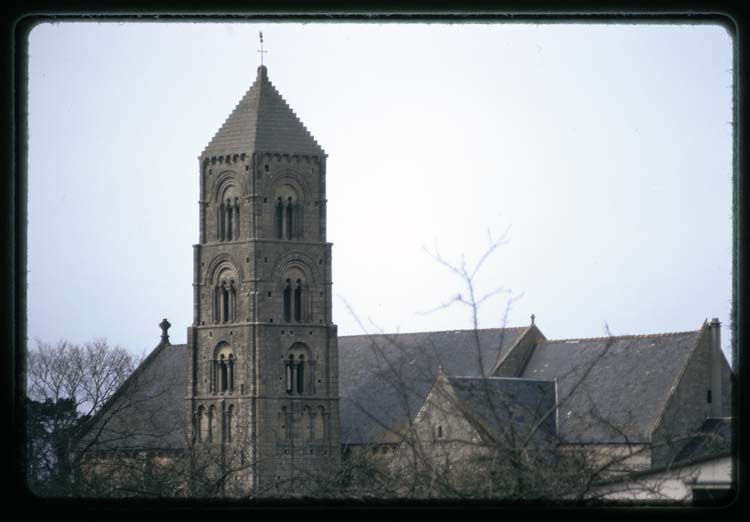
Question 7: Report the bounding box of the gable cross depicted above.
[159,318,171,344]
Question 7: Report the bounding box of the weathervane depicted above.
[257,31,268,66]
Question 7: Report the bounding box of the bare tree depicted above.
[26,238,730,502]
[25,338,139,496]
[323,236,725,504]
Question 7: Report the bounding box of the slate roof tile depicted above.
[79,327,710,453]
[446,376,558,446]
[337,328,526,445]
[81,342,190,451]
[203,65,324,157]
[519,331,701,444]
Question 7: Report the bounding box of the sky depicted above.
[26,21,734,364]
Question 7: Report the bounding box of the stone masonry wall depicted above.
[651,328,713,467]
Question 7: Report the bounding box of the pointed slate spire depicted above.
[203,65,325,157]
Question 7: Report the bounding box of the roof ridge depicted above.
[544,330,699,344]
[338,326,527,339]
[447,375,555,383]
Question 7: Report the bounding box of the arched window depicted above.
[283,279,292,322]
[233,197,240,240]
[226,198,233,241]
[213,344,234,395]
[216,184,240,242]
[229,281,237,322]
[219,354,228,392]
[212,267,239,324]
[227,354,235,393]
[285,344,313,395]
[282,275,304,323]
[207,405,215,443]
[294,279,302,322]
[286,355,294,393]
[213,286,221,325]
[197,406,205,442]
[294,200,303,240]
[226,404,234,443]
[222,282,230,323]
[272,184,303,240]
[297,354,305,394]
[218,202,225,241]
[286,197,294,239]
[275,197,284,239]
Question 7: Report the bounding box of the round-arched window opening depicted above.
[212,266,239,324]
[212,343,235,394]
[272,184,302,240]
[285,343,312,395]
[216,184,241,242]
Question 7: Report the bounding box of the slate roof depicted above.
[337,327,527,445]
[519,331,701,444]
[79,342,190,452]
[79,326,711,453]
[446,376,557,446]
[203,65,325,157]
[674,417,733,464]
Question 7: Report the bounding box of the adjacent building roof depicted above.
[446,376,557,446]
[337,327,527,445]
[79,324,715,457]
[203,65,325,157]
[79,342,190,452]
[519,331,701,444]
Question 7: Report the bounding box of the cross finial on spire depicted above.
[257,31,268,66]
[531,313,536,325]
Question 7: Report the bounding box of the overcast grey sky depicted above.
[27,22,734,363]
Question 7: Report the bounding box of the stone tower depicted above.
[186,65,340,496]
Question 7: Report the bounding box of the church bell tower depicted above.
[187,63,340,496]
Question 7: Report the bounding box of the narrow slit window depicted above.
[275,198,283,239]
[226,199,233,240]
[218,202,225,241]
[220,355,228,392]
[294,279,302,322]
[226,405,233,442]
[286,197,293,240]
[222,283,230,323]
[286,356,293,393]
[297,355,305,394]
[234,198,240,239]
[283,279,291,321]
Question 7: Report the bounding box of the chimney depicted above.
[709,318,723,417]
